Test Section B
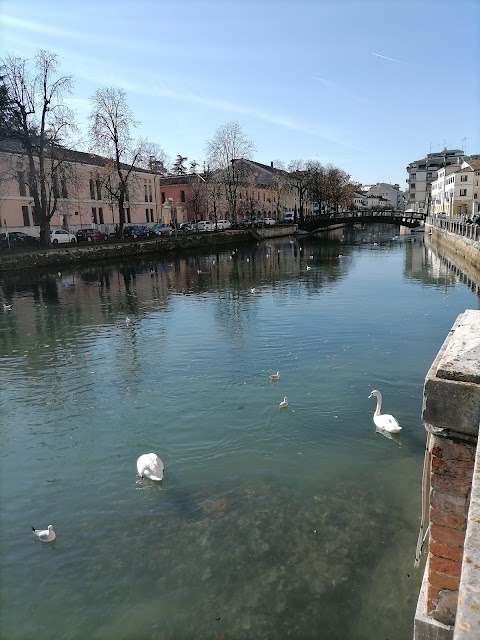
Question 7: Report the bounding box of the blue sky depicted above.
[1,0,478,186]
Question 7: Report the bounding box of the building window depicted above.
[89,178,95,199]
[53,174,60,199]
[180,190,185,202]
[149,185,153,202]
[161,192,166,204]
[32,206,39,226]
[126,207,131,223]
[17,171,27,196]
[460,189,467,197]
[144,184,148,202]
[150,208,154,221]
[460,175,468,182]
[427,172,433,178]
[96,179,102,199]
[125,187,129,202]
[410,183,416,189]
[98,207,104,224]
[91,207,97,224]
[146,208,149,222]
[410,173,416,179]
[22,205,30,226]
[61,177,68,199]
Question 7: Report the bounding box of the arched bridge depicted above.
[299,210,426,233]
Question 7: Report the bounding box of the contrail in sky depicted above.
[372,52,405,63]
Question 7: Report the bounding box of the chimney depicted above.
[271,161,274,168]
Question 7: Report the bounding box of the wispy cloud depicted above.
[312,76,369,103]
[371,52,405,64]
[76,66,359,149]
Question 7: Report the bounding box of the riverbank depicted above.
[0,225,300,272]
[0,230,254,272]
[425,218,480,276]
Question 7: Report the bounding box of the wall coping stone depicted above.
[423,310,480,437]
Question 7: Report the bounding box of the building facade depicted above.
[0,144,300,235]
[405,148,465,212]
[430,156,480,217]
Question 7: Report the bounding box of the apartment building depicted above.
[405,148,465,211]
[364,182,405,210]
[430,156,480,217]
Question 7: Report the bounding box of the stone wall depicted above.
[0,230,256,272]
[428,436,475,624]
[425,222,480,274]
[415,310,480,640]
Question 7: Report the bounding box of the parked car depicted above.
[214,219,232,231]
[283,212,295,223]
[255,217,276,227]
[0,231,41,249]
[239,218,253,228]
[177,223,195,233]
[50,229,77,244]
[196,221,215,232]
[75,228,108,243]
[151,223,173,236]
[123,225,152,239]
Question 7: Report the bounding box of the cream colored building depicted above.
[430,157,480,217]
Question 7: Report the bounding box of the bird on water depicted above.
[32,525,56,542]
[368,389,402,433]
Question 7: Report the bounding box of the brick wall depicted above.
[427,435,475,625]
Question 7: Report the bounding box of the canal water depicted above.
[1,227,478,640]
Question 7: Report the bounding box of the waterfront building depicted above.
[352,191,366,210]
[363,182,405,210]
[0,139,163,234]
[0,141,299,235]
[430,156,480,217]
[405,148,465,212]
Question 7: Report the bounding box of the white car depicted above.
[215,220,232,231]
[255,217,276,227]
[196,221,215,232]
[50,229,77,244]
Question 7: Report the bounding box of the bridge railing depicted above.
[300,210,425,228]
[427,215,480,243]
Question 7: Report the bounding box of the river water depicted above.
[1,226,479,640]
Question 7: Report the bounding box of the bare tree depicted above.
[0,50,77,245]
[205,121,255,225]
[287,160,309,223]
[306,160,327,216]
[324,164,351,214]
[89,87,149,235]
[188,174,207,221]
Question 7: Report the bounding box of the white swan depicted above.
[279,396,288,409]
[368,390,402,433]
[269,371,280,381]
[32,524,56,542]
[137,453,164,481]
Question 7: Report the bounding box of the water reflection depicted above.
[0,226,479,640]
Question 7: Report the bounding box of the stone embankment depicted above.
[426,219,480,276]
[0,226,300,272]
[415,310,480,640]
